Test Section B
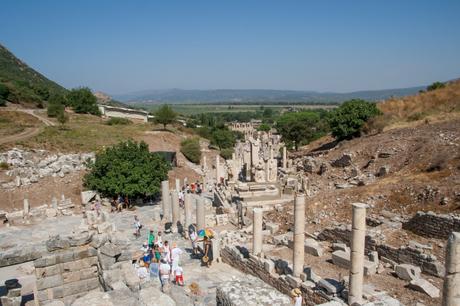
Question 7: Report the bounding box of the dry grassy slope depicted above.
[289,82,460,227]
[379,79,460,122]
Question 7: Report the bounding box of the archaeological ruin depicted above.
[0,129,459,306]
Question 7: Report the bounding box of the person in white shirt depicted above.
[163,241,171,263]
[137,260,149,283]
[170,243,183,272]
[189,226,198,255]
[159,259,171,292]
[156,231,163,248]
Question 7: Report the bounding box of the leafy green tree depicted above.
[276,111,325,150]
[220,148,234,160]
[47,93,66,117]
[257,123,271,132]
[154,104,177,129]
[56,109,68,127]
[180,137,201,163]
[427,81,445,91]
[211,128,235,150]
[67,87,100,115]
[83,140,170,199]
[328,99,381,140]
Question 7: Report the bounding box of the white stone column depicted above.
[184,193,193,233]
[216,155,221,182]
[264,160,270,182]
[161,180,170,222]
[196,196,205,230]
[293,193,305,277]
[175,178,180,191]
[349,203,367,306]
[171,191,179,233]
[202,156,207,169]
[282,146,287,169]
[443,232,460,306]
[23,198,30,215]
[253,208,263,256]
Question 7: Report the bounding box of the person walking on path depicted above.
[171,242,183,274]
[189,225,198,256]
[202,236,213,268]
[148,229,155,248]
[133,215,142,238]
[159,259,171,292]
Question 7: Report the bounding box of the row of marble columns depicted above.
[251,198,460,305]
[161,180,206,233]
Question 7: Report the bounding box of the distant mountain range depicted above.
[113,86,426,105]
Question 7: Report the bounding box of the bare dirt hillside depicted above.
[276,81,460,234]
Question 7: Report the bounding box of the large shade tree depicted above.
[276,111,325,150]
[83,140,170,199]
[67,87,100,115]
[328,99,381,140]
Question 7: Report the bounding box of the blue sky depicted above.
[1,0,459,94]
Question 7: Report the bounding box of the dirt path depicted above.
[0,108,55,145]
[0,126,41,145]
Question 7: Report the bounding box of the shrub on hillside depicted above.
[220,148,234,160]
[47,93,66,117]
[106,117,132,125]
[154,104,177,129]
[67,87,100,115]
[180,137,201,164]
[328,99,381,140]
[0,83,9,106]
[427,81,445,91]
[83,140,170,199]
[210,128,236,150]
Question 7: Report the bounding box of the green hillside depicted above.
[0,43,67,107]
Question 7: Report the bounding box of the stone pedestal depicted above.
[171,191,179,233]
[282,146,287,169]
[184,193,193,233]
[161,180,170,222]
[253,208,263,256]
[349,203,367,305]
[293,193,305,277]
[196,196,205,230]
[443,232,460,306]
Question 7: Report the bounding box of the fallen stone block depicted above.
[46,235,71,252]
[285,275,302,288]
[100,243,122,258]
[264,259,275,273]
[97,252,116,270]
[265,222,279,234]
[408,278,440,298]
[81,190,97,204]
[304,238,323,257]
[303,266,321,283]
[332,243,348,252]
[395,264,421,281]
[317,278,343,295]
[331,250,376,275]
